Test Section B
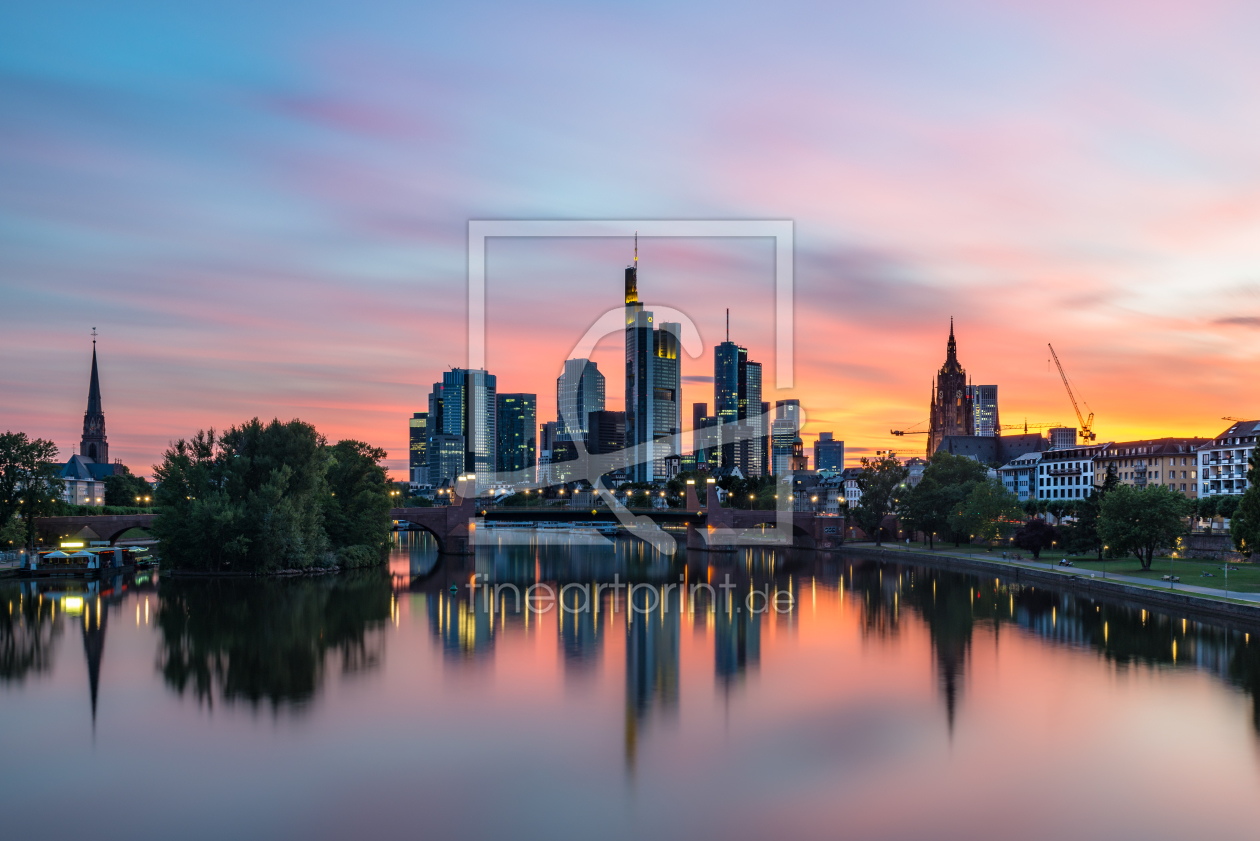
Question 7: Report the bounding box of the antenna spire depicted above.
[634,231,638,264]
[726,308,729,342]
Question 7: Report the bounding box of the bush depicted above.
[336,544,382,569]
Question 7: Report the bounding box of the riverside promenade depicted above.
[840,541,1260,626]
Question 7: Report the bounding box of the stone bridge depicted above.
[36,513,156,545]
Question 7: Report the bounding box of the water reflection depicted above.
[156,571,392,711]
[391,530,1260,742]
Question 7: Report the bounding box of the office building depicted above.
[1198,420,1258,498]
[692,403,721,471]
[624,241,681,482]
[971,385,999,437]
[427,434,466,491]
[760,401,770,475]
[556,358,605,440]
[589,410,626,455]
[409,412,428,484]
[428,368,497,487]
[814,432,844,472]
[496,393,536,480]
[1048,426,1077,450]
[771,400,801,476]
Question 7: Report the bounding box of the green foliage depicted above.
[323,440,391,554]
[0,431,63,550]
[1217,495,1241,522]
[1,513,23,548]
[898,452,988,547]
[948,479,1023,543]
[854,455,909,545]
[1062,463,1118,558]
[1014,517,1059,559]
[1232,454,1260,557]
[104,471,152,506]
[1098,484,1189,570]
[153,418,391,573]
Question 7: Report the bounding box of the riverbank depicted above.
[839,542,1260,629]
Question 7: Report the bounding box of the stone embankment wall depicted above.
[1183,532,1242,561]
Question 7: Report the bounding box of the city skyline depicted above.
[3,2,1258,479]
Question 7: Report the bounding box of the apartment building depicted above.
[1094,437,1207,498]
[1035,444,1103,500]
[997,451,1041,502]
[1198,419,1258,497]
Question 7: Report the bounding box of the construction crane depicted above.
[997,421,1065,433]
[1223,417,1248,422]
[890,420,929,437]
[1047,343,1096,441]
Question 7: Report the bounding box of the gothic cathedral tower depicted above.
[927,319,973,456]
[80,335,108,464]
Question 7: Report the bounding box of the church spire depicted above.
[81,331,108,463]
[946,317,957,364]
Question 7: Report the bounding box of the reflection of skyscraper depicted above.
[427,591,495,659]
[559,587,604,678]
[624,241,681,482]
[624,585,680,769]
[714,589,760,693]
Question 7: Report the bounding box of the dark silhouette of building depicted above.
[81,338,108,464]
[496,393,536,477]
[589,410,625,455]
[409,412,428,483]
[814,432,844,471]
[928,320,974,456]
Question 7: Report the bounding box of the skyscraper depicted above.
[409,412,428,484]
[429,368,497,486]
[624,237,681,482]
[496,393,536,480]
[971,384,999,437]
[814,432,844,472]
[556,358,605,440]
[713,312,763,475]
[692,403,720,470]
[771,399,801,476]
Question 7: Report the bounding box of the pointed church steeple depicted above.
[946,317,957,365]
[81,330,108,463]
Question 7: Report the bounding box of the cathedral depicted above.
[58,337,122,506]
[927,319,974,456]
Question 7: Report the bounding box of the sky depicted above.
[2,0,1258,479]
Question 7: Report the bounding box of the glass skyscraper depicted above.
[428,368,497,487]
[556,358,605,440]
[496,393,536,481]
[714,335,763,475]
[971,384,999,437]
[409,412,428,484]
[624,252,681,482]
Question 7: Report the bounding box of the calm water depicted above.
[5,531,1260,840]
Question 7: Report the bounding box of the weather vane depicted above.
[91,326,97,345]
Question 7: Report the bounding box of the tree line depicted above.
[848,449,1260,567]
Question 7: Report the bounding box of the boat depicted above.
[23,545,147,578]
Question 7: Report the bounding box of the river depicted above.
[3,530,1260,840]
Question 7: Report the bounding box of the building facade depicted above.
[970,385,999,437]
[409,412,428,484]
[714,335,763,476]
[927,320,974,456]
[998,451,1042,502]
[814,432,844,472]
[1036,443,1105,501]
[1048,426,1077,450]
[496,393,536,481]
[624,251,681,482]
[1095,437,1207,498]
[1198,420,1258,498]
[556,359,605,440]
[428,368,497,487]
[771,400,801,476]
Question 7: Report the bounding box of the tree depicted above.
[1217,495,1241,525]
[948,479,1022,544]
[0,432,63,552]
[853,455,909,545]
[1014,517,1059,560]
[1099,484,1189,570]
[323,440,392,555]
[1232,450,1260,557]
[104,471,152,507]
[1064,463,1118,559]
[898,451,988,547]
[153,419,333,572]
[1198,495,1219,534]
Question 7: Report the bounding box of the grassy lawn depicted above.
[1067,557,1260,592]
